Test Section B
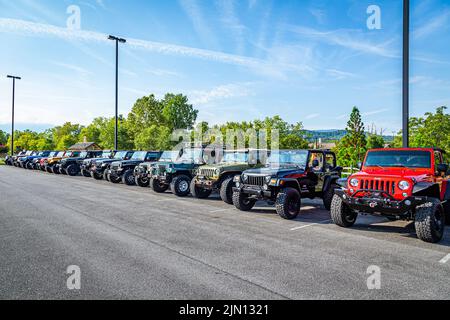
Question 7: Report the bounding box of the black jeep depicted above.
[90,151,134,180]
[80,150,114,177]
[59,150,104,176]
[109,151,162,185]
[233,150,342,219]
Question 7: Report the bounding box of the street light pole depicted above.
[108,35,126,151]
[7,75,21,156]
[402,0,410,148]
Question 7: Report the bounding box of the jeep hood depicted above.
[244,166,305,177]
[353,168,433,183]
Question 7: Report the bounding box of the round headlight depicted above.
[350,178,359,187]
[243,174,248,182]
[265,176,272,183]
[215,169,221,175]
[398,180,410,190]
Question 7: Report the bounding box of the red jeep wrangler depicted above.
[331,148,449,243]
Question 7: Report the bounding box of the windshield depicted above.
[178,148,204,164]
[79,152,88,158]
[131,151,147,161]
[364,150,432,168]
[102,152,112,158]
[113,151,126,159]
[267,151,308,168]
[222,152,248,163]
[159,151,177,161]
[56,152,65,157]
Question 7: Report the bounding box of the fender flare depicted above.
[277,178,301,192]
[323,175,341,192]
[413,182,441,198]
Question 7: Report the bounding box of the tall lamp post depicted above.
[402,0,410,148]
[7,75,21,156]
[108,35,126,151]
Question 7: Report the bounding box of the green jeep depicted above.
[190,149,266,204]
[150,148,207,197]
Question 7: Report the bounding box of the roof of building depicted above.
[68,142,102,151]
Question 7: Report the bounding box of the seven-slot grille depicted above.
[246,175,265,186]
[199,168,216,178]
[358,178,396,195]
[110,163,120,171]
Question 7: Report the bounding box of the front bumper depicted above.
[151,174,172,184]
[194,177,219,190]
[335,189,428,215]
[233,185,272,199]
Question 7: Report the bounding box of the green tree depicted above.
[134,125,173,150]
[367,134,385,149]
[393,106,450,160]
[78,117,106,144]
[0,130,8,145]
[98,116,134,150]
[335,107,367,167]
[161,93,198,131]
[52,122,83,150]
[127,94,164,140]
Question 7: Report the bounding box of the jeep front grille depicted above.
[111,164,120,171]
[199,168,216,178]
[359,178,396,195]
[246,175,265,186]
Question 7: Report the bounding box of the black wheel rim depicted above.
[288,197,299,214]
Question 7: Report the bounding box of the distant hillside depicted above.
[305,130,393,142]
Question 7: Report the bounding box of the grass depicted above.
[0,158,5,165]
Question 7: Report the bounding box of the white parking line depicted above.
[210,209,230,213]
[290,219,332,231]
[439,253,450,264]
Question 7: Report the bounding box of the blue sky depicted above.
[0,0,449,134]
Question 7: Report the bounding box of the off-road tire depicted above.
[109,173,122,184]
[122,170,136,186]
[136,176,150,187]
[330,195,358,227]
[104,170,110,181]
[415,198,445,243]
[93,172,103,180]
[190,179,212,199]
[52,166,61,174]
[323,183,338,211]
[81,169,91,178]
[150,178,169,193]
[170,175,192,197]
[26,162,33,170]
[66,164,79,176]
[275,187,301,220]
[232,191,256,211]
[220,177,235,204]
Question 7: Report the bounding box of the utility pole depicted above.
[402,0,410,147]
[7,75,21,155]
[108,35,127,151]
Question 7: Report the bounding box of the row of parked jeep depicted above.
[5,147,450,243]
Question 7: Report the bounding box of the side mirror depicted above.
[357,162,362,170]
[312,159,320,168]
[437,163,449,175]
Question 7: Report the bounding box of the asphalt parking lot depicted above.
[0,165,449,300]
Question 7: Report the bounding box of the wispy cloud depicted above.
[287,25,399,58]
[326,69,357,80]
[362,108,389,117]
[146,68,184,78]
[178,0,220,50]
[190,83,253,105]
[414,9,450,39]
[216,0,247,54]
[305,113,320,120]
[310,8,326,25]
[0,18,313,79]
[52,62,92,75]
